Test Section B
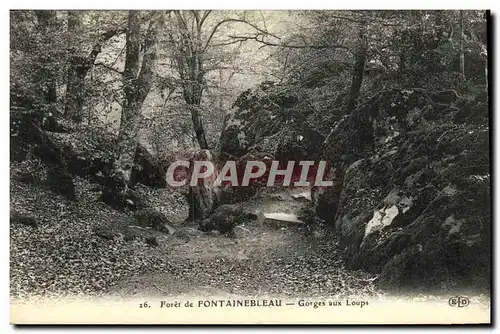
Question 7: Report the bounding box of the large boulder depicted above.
[134,208,175,234]
[219,81,287,158]
[316,88,490,292]
[199,204,258,236]
[217,82,324,205]
[10,211,38,229]
[11,111,168,189]
[219,81,323,162]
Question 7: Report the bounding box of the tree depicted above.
[166,10,276,150]
[64,11,85,122]
[64,11,127,122]
[113,11,163,186]
[34,10,59,107]
[459,10,465,79]
[345,23,367,115]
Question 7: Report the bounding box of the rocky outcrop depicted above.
[217,82,325,205]
[11,111,168,189]
[219,81,323,162]
[316,89,490,292]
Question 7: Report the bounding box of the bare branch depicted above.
[191,10,201,30]
[200,10,212,27]
[94,62,124,75]
[218,34,352,53]
[203,17,280,51]
[88,26,126,64]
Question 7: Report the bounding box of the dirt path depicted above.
[104,189,381,299]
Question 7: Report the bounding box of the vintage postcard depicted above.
[9,9,491,324]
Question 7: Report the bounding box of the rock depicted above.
[100,175,148,211]
[173,230,191,243]
[291,191,311,202]
[134,208,175,234]
[94,223,163,246]
[11,212,38,228]
[218,151,274,205]
[14,111,168,191]
[145,236,159,247]
[130,144,168,188]
[94,228,116,240]
[46,167,76,201]
[219,81,311,161]
[273,122,325,162]
[263,213,305,229]
[315,89,490,292]
[15,172,36,185]
[200,204,258,236]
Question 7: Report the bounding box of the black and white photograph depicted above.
[8,8,491,324]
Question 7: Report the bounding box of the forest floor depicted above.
[10,159,381,302]
[105,190,382,300]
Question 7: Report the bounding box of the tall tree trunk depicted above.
[345,26,367,115]
[346,24,368,155]
[114,11,161,185]
[190,104,209,149]
[186,149,220,222]
[35,10,58,106]
[65,11,86,122]
[183,55,208,149]
[459,10,466,79]
[64,12,127,123]
[174,11,209,150]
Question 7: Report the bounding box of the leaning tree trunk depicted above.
[115,11,159,183]
[183,57,209,149]
[189,103,209,150]
[104,11,162,209]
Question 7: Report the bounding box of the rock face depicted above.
[219,81,323,162]
[217,81,324,205]
[11,111,168,190]
[218,151,275,205]
[316,89,490,292]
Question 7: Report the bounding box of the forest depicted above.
[10,10,490,300]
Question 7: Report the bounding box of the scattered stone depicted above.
[10,212,38,228]
[263,213,305,229]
